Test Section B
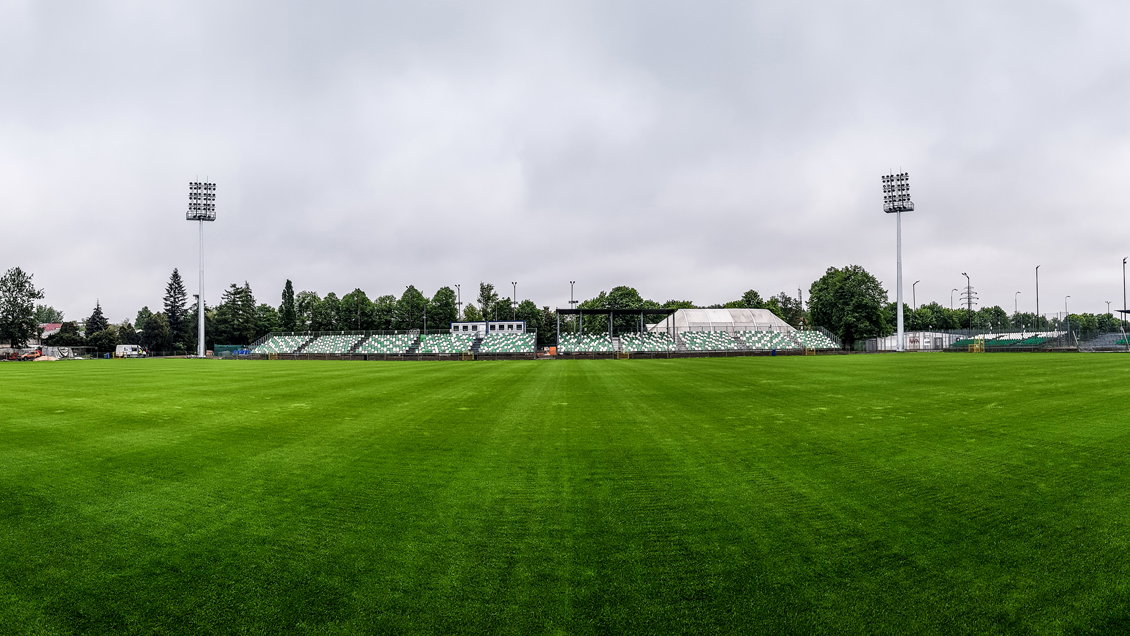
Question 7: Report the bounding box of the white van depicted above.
[114,344,146,358]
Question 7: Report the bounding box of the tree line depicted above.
[3,263,1126,352]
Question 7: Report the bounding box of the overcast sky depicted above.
[4,0,1130,324]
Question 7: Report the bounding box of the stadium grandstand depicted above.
[250,320,535,358]
[246,309,842,359]
[556,308,840,355]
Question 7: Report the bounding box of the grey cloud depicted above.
[3,1,1130,323]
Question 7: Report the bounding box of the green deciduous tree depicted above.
[310,292,340,331]
[397,286,427,331]
[663,299,697,310]
[34,305,64,323]
[255,304,280,339]
[462,303,483,322]
[1096,312,1121,333]
[339,289,374,330]
[808,265,889,347]
[515,299,540,332]
[118,321,140,346]
[86,325,120,354]
[294,291,320,331]
[477,283,500,320]
[764,292,806,327]
[538,306,557,348]
[578,285,652,335]
[45,321,84,346]
[141,312,172,352]
[135,307,153,331]
[371,295,398,330]
[724,289,764,309]
[0,267,45,347]
[978,306,1010,333]
[430,287,458,330]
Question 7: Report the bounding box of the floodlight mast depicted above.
[187,181,216,358]
[882,172,914,352]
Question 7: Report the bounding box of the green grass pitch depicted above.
[2,355,1129,633]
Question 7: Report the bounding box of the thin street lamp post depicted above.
[1015,291,1021,316]
[186,181,216,358]
[570,280,578,334]
[1065,296,1071,336]
[912,280,920,310]
[511,281,517,320]
[882,172,914,351]
[1107,301,1112,314]
[1035,265,1041,329]
[455,284,461,320]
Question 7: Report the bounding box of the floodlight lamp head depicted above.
[881,171,913,214]
[186,181,217,221]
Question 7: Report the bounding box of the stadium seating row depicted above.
[951,336,1054,348]
[417,333,476,354]
[681,331,740,351]
[253,335,311,354]
[304,334,363,354]
[792,331,839,350]
[620,332,677,352]
[738,330,797,350]
[558,334,615,353]
[555,330,839,352]
[479,333,536,353]
[252,331,537,355]
[251,328,840,355]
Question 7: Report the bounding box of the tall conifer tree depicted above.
[86,301,109,335]
[280,279,297,332]
[164,269,188,345]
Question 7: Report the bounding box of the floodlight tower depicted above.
[187,181,216,358]
[882,172,914,351]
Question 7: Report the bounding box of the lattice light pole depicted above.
[187,181,216,357]
[882,172,914,351]
[961,272,978,330]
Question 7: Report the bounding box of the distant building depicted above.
[450,320,527,335]
[32,323,64,345]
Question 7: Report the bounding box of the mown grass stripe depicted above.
[1,355,1129,632]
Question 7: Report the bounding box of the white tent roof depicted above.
[648,308,794,332]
